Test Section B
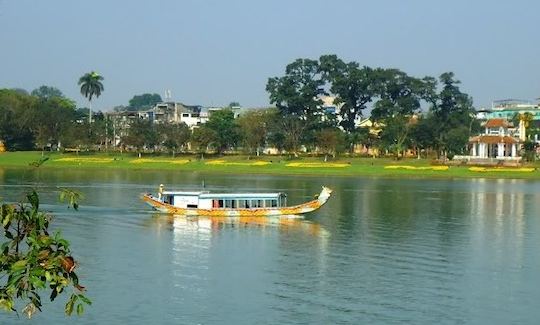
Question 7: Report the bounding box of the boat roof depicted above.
[163,191,285,199]
[162,191,208,196]
[199,193,285,199]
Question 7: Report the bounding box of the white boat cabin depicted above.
[159,190,287,209]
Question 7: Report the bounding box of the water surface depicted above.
[0,168,539,324]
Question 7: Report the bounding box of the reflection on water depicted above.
[148,214,328,237]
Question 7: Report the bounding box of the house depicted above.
[467,118,520,160]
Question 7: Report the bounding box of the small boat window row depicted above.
[212,199,279,209]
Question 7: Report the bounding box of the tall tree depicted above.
[266,58,324,153]
[31,86,64,99]
[319,55,376,134]
[430,72,475,159]
[78,71,104,123]
[371,69,434,158]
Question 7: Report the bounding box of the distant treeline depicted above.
[0,55,480,159]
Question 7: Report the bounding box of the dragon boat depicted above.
[142,185,332,217]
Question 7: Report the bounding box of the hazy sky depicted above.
[1,0,539,111]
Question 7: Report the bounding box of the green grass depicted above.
[0,151,539,179]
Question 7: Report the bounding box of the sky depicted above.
[1,0,539,111]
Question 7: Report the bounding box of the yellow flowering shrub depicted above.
[286,162,349,168]
[468,167,535,172]
[384,165,449,171]
[205,160,270,166]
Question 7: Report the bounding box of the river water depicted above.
[0,168,539,324]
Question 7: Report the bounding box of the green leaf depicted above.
[78,295,92,305]
[76,303,84,316]
[27,190,39,209]
[64,294,77,315]
[11,259,27,271]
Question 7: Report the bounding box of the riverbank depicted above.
[0,151,539,179]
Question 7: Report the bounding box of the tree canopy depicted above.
[127,93,162,111]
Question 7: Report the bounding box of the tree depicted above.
[0,89,36,150]
[204,109,240,154]
[31,86,64,100]
[78,71,104,123]
[237,109,274,156]
[127,93,162,111]
[30,97,77,153]
[410,114,437,158]
[316,128,346,161]
[371,69,433,158]
[319,55,376,133]
[266,58,325,152]
[227,102,241,108]
[430,72,475,159]
[190,126,216,159]
[122,119,157,157]
[160,122,191,157]
[0,189,90,318]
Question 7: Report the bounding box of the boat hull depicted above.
[141,187,331,217]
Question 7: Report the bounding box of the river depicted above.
[0,168,539,324]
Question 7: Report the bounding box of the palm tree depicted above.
[78,71,104,123]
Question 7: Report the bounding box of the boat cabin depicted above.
[160,191,287,209]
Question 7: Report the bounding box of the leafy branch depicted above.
[0,190,90,318]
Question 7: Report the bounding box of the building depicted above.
[467,118,520,160]
[484,99,540,121]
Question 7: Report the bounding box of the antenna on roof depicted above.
[165,89,172,102]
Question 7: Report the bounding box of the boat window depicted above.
[218,200,224,208]
[238,200,247,208]
[264,200,272,208]
[251,200,263,208]
[213,200,219,208]
[271,199,278,207]
[225,200,232,208]
[166,195,173,205]
[231,200,237,208]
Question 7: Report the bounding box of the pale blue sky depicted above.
[1,0,539,111]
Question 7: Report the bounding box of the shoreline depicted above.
[0,151,539,180]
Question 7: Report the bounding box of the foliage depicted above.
[370,69,434,158]
[0,190,90,318]
[122,119,158,154]
[160,122,191,156]
[31,86,64,100]
[429,72,475,159]
[204,109,240,154]
[190,126,216,158]
[236,109,274,156]
[319,55,376,133]
[522,140,537,162]
[0,89,36,150]
[78,71,104,123]
[127,93,162,111]
[227,102,241,108]
[315,128,346,161]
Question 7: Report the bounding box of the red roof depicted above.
[469,135,519,144]
[484,118,511,128]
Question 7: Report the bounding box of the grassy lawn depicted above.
[0,151,539,179]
